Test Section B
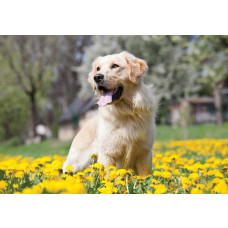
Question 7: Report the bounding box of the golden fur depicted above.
[63,52,157,176]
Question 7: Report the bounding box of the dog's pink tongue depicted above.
[97,90,113,107]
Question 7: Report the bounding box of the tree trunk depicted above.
[29,91,38,137]
[3,122,11,140]
[213,85,223,126]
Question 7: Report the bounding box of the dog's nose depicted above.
[94,74,104,83]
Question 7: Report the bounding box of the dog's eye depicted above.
[97,67,100,71]
[111,64,119,69]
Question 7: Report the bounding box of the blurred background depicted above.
[0,35,228,157]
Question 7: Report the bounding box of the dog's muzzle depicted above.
[94,73,104,84]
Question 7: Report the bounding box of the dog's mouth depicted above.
[96,86,123,107]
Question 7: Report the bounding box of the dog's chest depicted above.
[98,116,149,143]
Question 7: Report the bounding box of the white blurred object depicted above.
[36,124,46,136]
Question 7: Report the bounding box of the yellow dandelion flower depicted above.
[153,171,162,177]
[207,170,223,178]
[61,174,68,178]
[154,184,167,194]
[84,168,93,173]
[155,154,163,159]
[189,173,200,181]
[90,154,98,159]
[13,184,19,189]
[108,165,117,171]
[5,170,13,176]
[65,165,74,171]
[97,188,113,194]
[101,180,109,184]
[115,180,126,186]
[135,175,143,180]
[181,177,191,185]
[109,170,118,179]
[93,163,103,169]
[196,184,205,190]
[76,172,85,176]
[98,183,117,194]
[0,180,8,191]
[150,184,156,188]
[126,169,134,176]
[212,181,228,194]
[161,171,172,179]
[188,159,195,165]
[22,185,43,194]
[15,171,24,178]
[65,183,86,194]
[151,179,158,184]
[86,176,94,182]
[191,188,203,194]
[214,171,224,178]
[182,183,190,190]
[117,169,127,176]
[51,160,63,169]
[99,170,106,177]
[173,169,180,176]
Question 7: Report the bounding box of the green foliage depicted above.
[0,36,61,138]
[0,88,29,140]
[188,36,228,91]
[0,36,91,140]
[0,56,29,140]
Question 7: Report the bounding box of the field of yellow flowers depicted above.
[0,139,228,194]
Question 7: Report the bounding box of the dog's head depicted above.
[88,52,148,107]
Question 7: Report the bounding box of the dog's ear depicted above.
[122,51,148,84]
[88,57,102,90]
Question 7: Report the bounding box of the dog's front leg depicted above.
[135,149,152,177]
[97,152,116,171]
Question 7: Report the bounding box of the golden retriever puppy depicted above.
[63,51,157,176]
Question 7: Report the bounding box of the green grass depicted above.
[0,140,71,158]
[0,123,227,158]
[156,123,228,141]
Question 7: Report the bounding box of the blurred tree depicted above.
[188,36,228,125]
[0,35,91,139]
[48,36,91,137]
[50,35,91,111]
[0,36,57,137]
[0,56,29,141]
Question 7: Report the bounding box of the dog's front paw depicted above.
[62,160,77,174]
